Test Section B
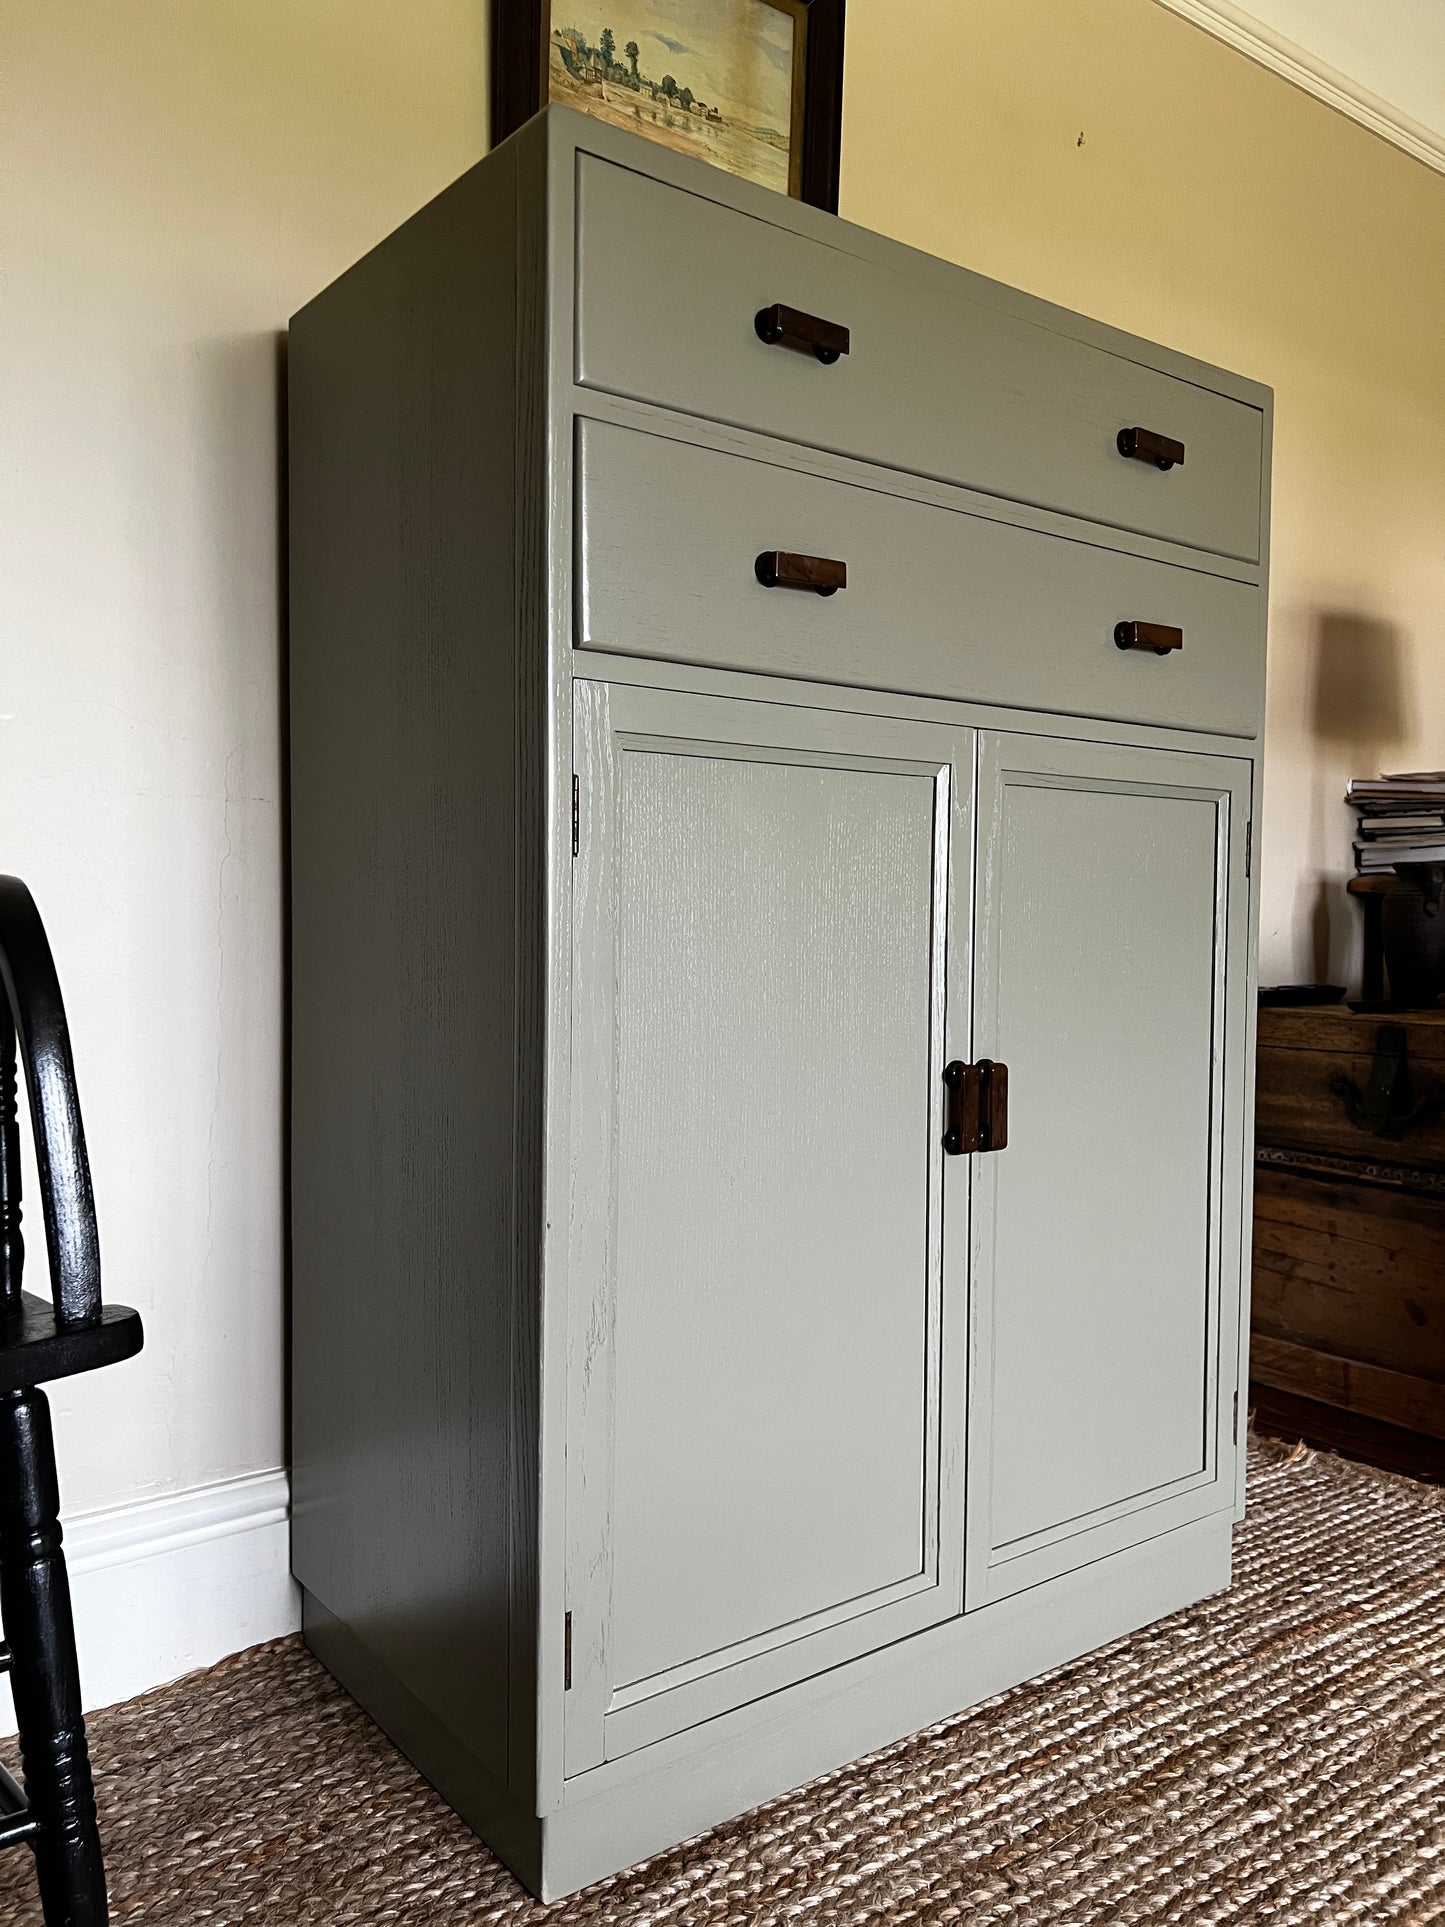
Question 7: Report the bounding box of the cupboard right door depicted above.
[966,731,1252,1606]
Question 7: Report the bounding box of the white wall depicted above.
[0,2,488,1527]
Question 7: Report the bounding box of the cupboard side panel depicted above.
[288,143,523,1789]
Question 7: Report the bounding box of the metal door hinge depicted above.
[943,1060,1009,1154]
[571,776,579,858]
[1245,822,1252,879]
[564,1611,573,1690]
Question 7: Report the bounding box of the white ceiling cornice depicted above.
[1152,0,1445,177]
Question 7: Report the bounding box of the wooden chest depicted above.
[1252,1006,1445,1465]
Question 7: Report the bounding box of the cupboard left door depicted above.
[564,681,972,1773]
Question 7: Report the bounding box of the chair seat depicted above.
[0,1293,143,1391]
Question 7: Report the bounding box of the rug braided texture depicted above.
[1,1437,1442,1923]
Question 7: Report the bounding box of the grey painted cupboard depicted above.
[288,106,1269,1900]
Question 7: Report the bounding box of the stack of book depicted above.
[1349,771,1445,874]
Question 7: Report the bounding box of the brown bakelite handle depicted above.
[1118,425,1185,470]
[943,1060,1008,1155]
[1116,620,1184,656]
[754,303,850,364]
[755,551,847,596]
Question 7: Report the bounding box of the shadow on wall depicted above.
[1306,611,1413,983]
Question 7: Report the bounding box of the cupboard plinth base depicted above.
[309,1515,1232,1903]
[300,1591,544,1895]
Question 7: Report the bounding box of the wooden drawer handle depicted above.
[1118,426,1185,470]
[755,551,847,596]
[1115,620,1183,655]
[754,303,850,365]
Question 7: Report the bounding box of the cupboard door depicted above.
[966,733,1251,1606]
[565,682,971,1771]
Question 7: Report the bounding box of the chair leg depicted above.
[0,1387,107,1927]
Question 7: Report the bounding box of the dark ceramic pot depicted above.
[1382,863,1445,1008]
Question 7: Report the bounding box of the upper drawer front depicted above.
[576,419,1264,737]
[575,157,1264,565]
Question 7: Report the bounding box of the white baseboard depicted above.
[0,1468,300,1736]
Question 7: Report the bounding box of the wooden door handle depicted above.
[755,551,847,595]
[754,303,850,364]
[1118,426,1185,470]
[1115,621,1183,655]
[943,1060,1008,1155]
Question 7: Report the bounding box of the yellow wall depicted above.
[0,0,489,1514]
[842,0,1445,984]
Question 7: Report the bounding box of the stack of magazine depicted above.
[1349,771,1445,874]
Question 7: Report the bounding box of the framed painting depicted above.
[491,0,845,211]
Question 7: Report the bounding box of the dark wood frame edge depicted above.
[1251,1381,1445,1486]
[490,0,846,213]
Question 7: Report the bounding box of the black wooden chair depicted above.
[0,877,142,1925]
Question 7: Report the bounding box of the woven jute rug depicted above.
[1,1436,1442,1923]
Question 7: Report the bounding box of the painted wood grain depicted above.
[576,417,1264,737]
[565,682,973,1765]
[966,733,1252,1605]
[289,138,523,1790]
[610,748,934,1675]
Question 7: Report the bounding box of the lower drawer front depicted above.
[576,419,1263,737]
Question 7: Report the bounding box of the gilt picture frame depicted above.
[491,0,845,211]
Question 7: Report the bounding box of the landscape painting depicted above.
[548,0,806,196]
